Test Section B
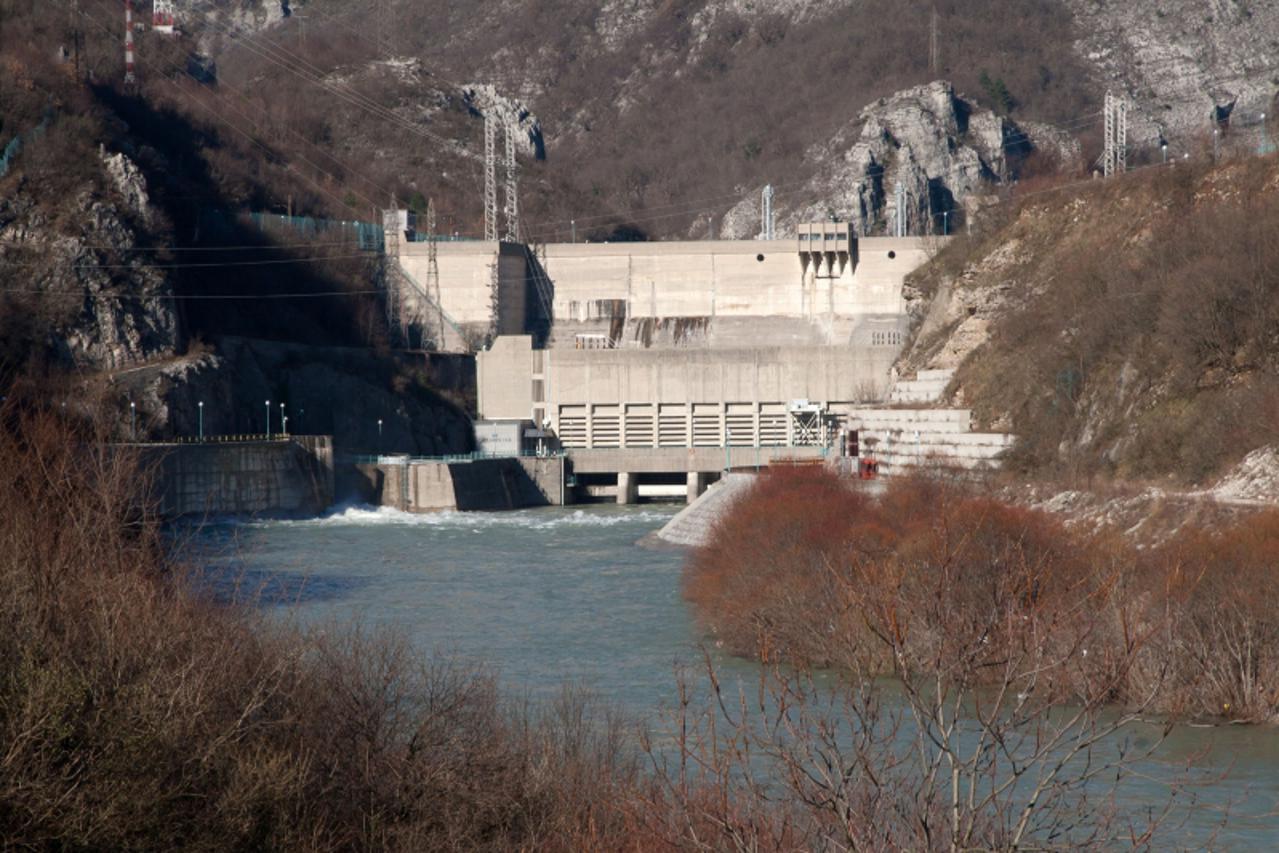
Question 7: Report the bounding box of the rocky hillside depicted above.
[0,23,472,452]
[899,153,1279,485]
[195,0,1278,238]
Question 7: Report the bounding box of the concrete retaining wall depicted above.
[355,456,566,513]
[142,436,335,517]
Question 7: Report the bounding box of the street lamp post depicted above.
[280,402,286,435]
[198,401,204,441]
[1161,143,1168,164]
[129,401,136,440]
[377,418,383,452]
[1214,127,1220,162]
[265,400,271,438]
[943,209,950,235]
[282,415,289,434]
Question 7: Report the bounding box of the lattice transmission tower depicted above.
[1103,91,1128,178]
[484,113,499,242]
[424,198,444,349]
[503,124,520,241]
[894,182,908,237]
[761,184,775,240]
[382,206,403,342]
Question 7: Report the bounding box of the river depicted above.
[195,503,1279,848]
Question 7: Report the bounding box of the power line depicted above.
[183,4,480,163]
[50,240,366,252]
[0,288,384,301]
[76,6,384,214]
[0,253,372,270]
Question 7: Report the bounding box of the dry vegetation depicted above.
[905,155,1279,484]
[40,0,1099,239]
[0,391,1212,847]
[0,389,655,849]
[687,466,1279,724]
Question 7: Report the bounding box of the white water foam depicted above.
[250,504,674,531]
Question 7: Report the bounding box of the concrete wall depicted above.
[144,436,334,517]
[397,240,529,340]
[540,236,934,332]
[478,336,894,447]
[357,456,566,512]
[397,235,938,350]
[476,334,539,422]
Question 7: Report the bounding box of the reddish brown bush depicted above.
[0,393,655,850]
[1139,511,1279,722]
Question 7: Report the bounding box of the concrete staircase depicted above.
[888,368,953,403]
[851,369,1015,474]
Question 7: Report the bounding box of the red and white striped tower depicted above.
[124,0,136,84]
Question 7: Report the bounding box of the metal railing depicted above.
[340,450,567,466]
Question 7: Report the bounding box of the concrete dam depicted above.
[383,220,984,504]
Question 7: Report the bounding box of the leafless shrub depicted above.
[0,391,649,849]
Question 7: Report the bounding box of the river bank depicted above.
[204,500,1279,847]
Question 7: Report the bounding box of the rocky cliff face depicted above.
[1064,0,1279,143]
[722,81,1083,238]
[114,338,474,454]
[0,151,179,371]
[895,156,1279,483]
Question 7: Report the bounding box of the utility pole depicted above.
[483,113,498,242]
[1103,91,1127,178]
[929,5,940,75]
[124,0,136,85]
[761,184,775,240]
[503,124,520,241]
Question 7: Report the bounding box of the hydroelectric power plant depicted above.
[364,212,1013,509]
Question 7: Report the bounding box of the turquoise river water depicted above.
[196,504,1279,848]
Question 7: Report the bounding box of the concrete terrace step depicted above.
[887,368,955,404]
[874,452,1003,472]
[850,408,973,430]
[871,443,1010,462]
[863,430,1015,449]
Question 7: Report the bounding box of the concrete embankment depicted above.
[644,472,757,548]
[137,436,335,517]
[345,456,567,512]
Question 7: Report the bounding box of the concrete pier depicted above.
[617,471,638,505]
[686,471,707,504]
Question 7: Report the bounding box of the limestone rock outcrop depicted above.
[725,81,1025,238]
[1063,0,1279,142]
[462,83,545,160]
[0,159,178,370]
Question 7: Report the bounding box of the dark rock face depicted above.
[119,338,475,456]
[0,152,180,371]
